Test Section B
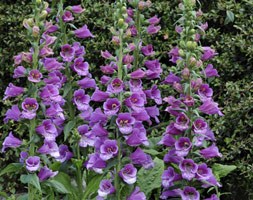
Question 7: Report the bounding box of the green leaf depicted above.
[64,120,76,141]
[83,175,103,200]
[143,149,160,156]
[212,164,237,181]
[137,157,164,198]
[225,11,235,25]
[45,180,70,194]
[0,163,23,176]
[63,83,72,98]
[52,172,77,194]
[20,174,41,192]
[16,194,28,200]
[0,191,8,198]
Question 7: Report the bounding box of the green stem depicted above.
[133,8,141,70]
[114,130,121,200]
[76,144,83,199]
[117,29,124,80]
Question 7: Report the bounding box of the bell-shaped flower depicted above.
[36,119,58,142]
[198,84,213,100]
[37,141,60,158]
[193,118,208,135]
[71,5,85,14]
[26,156,40,172]
[196,163,212,181]
[98,180,115,198]
[116,113,135,134]
[125,93,145,112]
[72,57,89,76]
[62,11,74,22]
[179,159,198,181]
[200,144,222,159]
[119,164,137,184]
[107,78,124,94]
[73,89,90,111]
[127,187,146,200]
[1,132,22,152]
[174,113,190,131]
[86,153,107,174]
[78,77,96,89]
[21,98,39,119]
[178,186,200,200]
[42,58,64,71]
[147,24,161,35]
[99,139,118,161]
[103,98,120,116]
[201,47,217,61]
[60,44,75,62]
[175,137,192,157]
[162,166,176,188]
[13,66,26,78]
[91,88,110,102]
[199,100,224,116]
[38,166,58,182]
[203,64,219,78]
[130,147,154,169]
[3,83,24,100]
[4,105,21,123]
[144,59,162,79]
[74,25,94,38]
[55,145,73,162]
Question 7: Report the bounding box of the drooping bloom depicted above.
[78,125,96,147]
[174,113,190,131]
[130,69,146,79]
[28,69,43,83]
[19,151,29,163]
[103,98,120,116]
[98,180,115,198]
[3,83,24,100]
[43,58,64,71]
[71,5,85,14]
[126,125,149,147]
[145,85,162,105]
[201,47,217,61]
[148,15,160,25]
[193,118,208,135]
[144,59,162,79]
[175,137,192,157]
[91,88,110,102]
[4,105,21,123]
[119,164,137,184]
[78,77,96,89]
[116,113,136,134]
[162,166,176,188]
[130,147,154,169]
[37,141,60,158]
[73,89,90,111]
[60,44,75,62]
[147,24,161,35]
[203,64,219,78]
[198,100,224,116]
[127,187,146,200]
[39,84,65,105]
[56,145,73,162]
[86,153,107,174]
[36,119,58,142]
[198,84,213,100]
[99,140,118,161]
[73,42,86,57]
[125,93,145,112]
[200,144,222,159]
[107,78,124,94]
[168,47,181,63]
[141,44,155,56]
[164,72,181,85]
[74,25,94,38]
[62,11,74,22]
[38,166,58,181]
[1,132,22,152]
[179,159,198,181]
[72,57,89,76]
[13,66,26,78]
[26,156,40,172]
[196,163,212,181]
[179,186,200,200]
[21,98,39,119]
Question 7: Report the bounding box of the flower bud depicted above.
[23,18,34,29]
[32,26,40,37]
[121,6,127,14]
[40,10,48,19]
[118,18,124,27]
[179,49,185,57]
[186,41,197,50]
[182,68,190,79]
[36,0,41,5]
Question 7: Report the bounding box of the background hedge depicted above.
[0,0,252,199]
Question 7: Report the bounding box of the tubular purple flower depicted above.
[148,15,160,25]
[174,113,190,131]
[196,163,212,181]
[72,57,89,76]
[28,69,42,83]
[1,132,22,152]
[26,156,40,172]
[165,122,182,135]
[164,72,181,85]
[198,84,213,100]
[73,89,90,111]
[98,180,115,197]
[130,69,146,79]
[78,77,96,89]
[116,113,136,134]
[162,166,176,188]
[44,71,67,88]
[101,50,113,59]
[20,151,28,163]
[147,24,161,35]
[145,85,162,105]
[125,93,145,112]
[37,141,60,158]
[39,84,65,105]
[175,26,183,33]
[158,134,176,147]
[62,11,74,22]
[168,47,181,63]
[146,106,160,124]
[74,25,94,38]
[39,46,54,57]
[127,187,146,200]
[163,149,183,164]
[3,83,24,100]
[204,194,219,200]
[119,164,137,184]
[103,98,120,116]
[91,88,110,102]
[91,122,108,137]
[71,5,85,14]
[179,159,198,181]
[129,79,143,92]
[13,66,26,78]
[201,47,217,61]
[43,58,64,71]
[38,166,58,181]
[73,42,86,57]
[179,186,200,200]
[101,65,115,74]
[86,153,107,174]
[141,44,155,56]
[126,127,149,147]
[144,59,162,79]
[200,144,222,159]
[193,118,208,135]
[99,139,118,161]
[203,64,219,78]
[56,145,73,162]
[130,147,154,169]
[198,100,224,116]
[175,137,192,157]
[21,98,39,119]
[107,78,124,94]
[89,108,107,126]
[4,105,21,123]
[60,44,75,62]
[36,119,58,142]
[78,125,96,147]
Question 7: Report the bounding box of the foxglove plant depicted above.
[160,0,223,199]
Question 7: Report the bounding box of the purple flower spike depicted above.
[91,88,110,102]
[174,113,190,131]
[119,164,137,184]
[13,66,26,78]
[98,180,115,197]
[4,105,21,123]
[74,25,94,39]
[56,144,73,162]
[3,83,24,100]
[36,119,58,142]
[201,47,218,61]
[99,139,118,161]
[141,44,155,56]
[62,11,74,22]
[200,144,222,159]
[28,69,42,83]
[193,118,208,135]
[86,153,107,174]
[73,89,90,111]
[147,24,161,35]
[203,64,219,78]
[199,100,224,116]
[1,132,22,152]
[179,186,200,200]
[175,137,192,157]
[107,78,124,94]
[127,187,146,200]
[162,166,176,188]
[21,98,39,119]
[60,44,75,62]
[71,5,85,14]
[38,166,58,182]
[116,113,135,134]
[103,98,120,116]
[179,159,198,181]
[130,147,154,169]
[26,156,40,172]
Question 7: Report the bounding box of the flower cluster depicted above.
[159,1,222,199]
